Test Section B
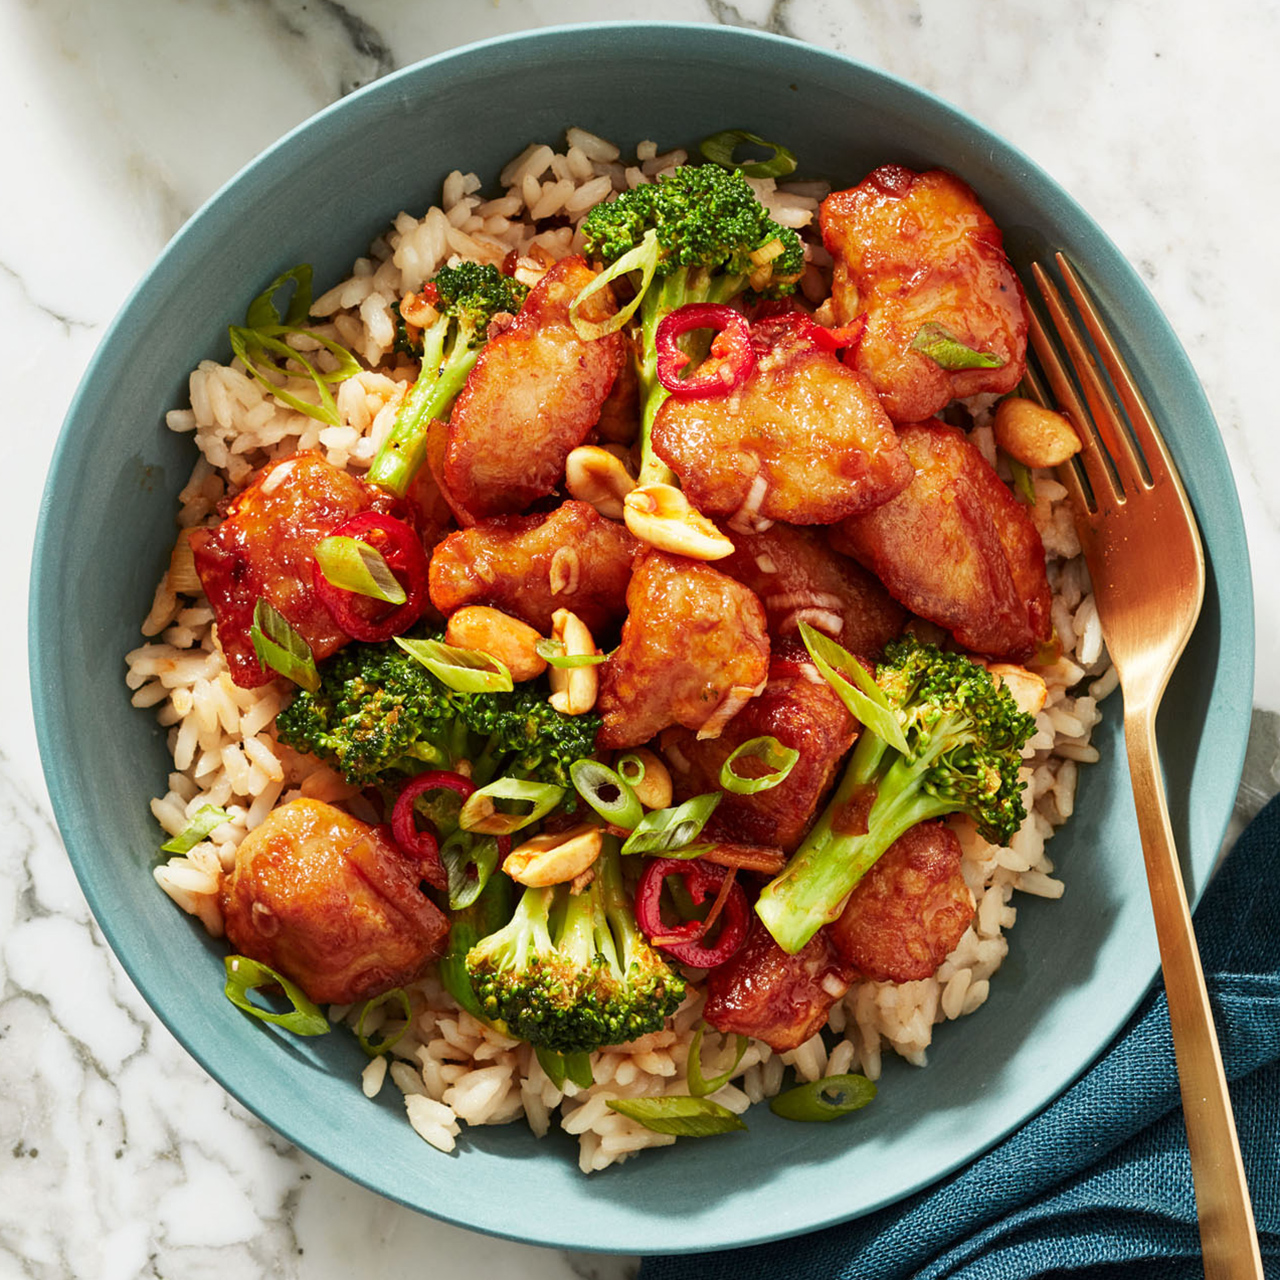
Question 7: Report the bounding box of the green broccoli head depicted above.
[466,841,686,1055]
[431,261,529,346]
[275,637,600,789]
[580,164,804,293]
[877,637,1036,846]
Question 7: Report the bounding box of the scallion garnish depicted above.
[699,129,798,179]
[394,636,513,693]
[314,535,407,605]
[536,1046,595,1090]
[355,988,412,1057]
[440,828,503,911]
[769,1073,877,1122]
[570,759,643,831]
[607,1095,747,1137]
[535,638,608,669]
[621,793,721,856]
[458,777,565,836]
[160,804,232,855]
[909,321,1004,371]
[1005,454,1038,505]
[616,753,647,787]
[798,621,909,754]
[250,598,321,691]
[686,1025,750,1098]
[223,955,330,1036]
[719,736,800,796]
[228,265,361,427]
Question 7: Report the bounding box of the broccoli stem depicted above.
[438,871,513,1020]
[753,726,960,955]
[635,269,746,486]
[367,324,479,497]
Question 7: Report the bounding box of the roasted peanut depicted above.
[623,482,734,561]
[987,662,1048,715]
[618,747,672,810]
[564,445,636,520]
[993,398,1081,469]
[548,608,599,715]
[503,822,603,887]
[445,606,547,682]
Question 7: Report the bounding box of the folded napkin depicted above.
[641,794,1280,1280]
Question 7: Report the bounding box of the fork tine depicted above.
[1031,262,1148,497]
[1055,253,1177,493]
[1023,294,1115,513]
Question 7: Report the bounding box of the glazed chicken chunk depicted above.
[650,312,913,524]
[596,549,770,749]
[828,820,975,983]
[703,916,853,1053]
[831,420,1052,662]
[220,798,449,1006]
[661,655,857,853]
[427,500,638,635]
[716,520,905,663]
[444,255,624,519]
[190,452,399,688]
[821,165,1027,424]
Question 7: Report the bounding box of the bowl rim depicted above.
[29,19,1255,1254]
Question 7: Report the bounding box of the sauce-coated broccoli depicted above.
[368,261,529,496]
[465,839,686,1055]
[755,636,1037,954]
[575,164,804,484]
[275,636,599,790]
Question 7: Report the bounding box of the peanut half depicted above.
[548,609,599,715]
[445,606,547,682]
[564,445,636,521]
[623,483,734,561]
[503,822,603,887]
[994,398,1081,469]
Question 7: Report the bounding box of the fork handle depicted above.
[1125,705,1264,1279]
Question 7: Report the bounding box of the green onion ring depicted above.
[621,792,721,856]
[355,988,412,1057]
[395,636,513,694]
[769,1073,877,1122]
[458,777,565,836]
[719,736,800,795]
[223,955,330,1036]
[607,1095,747,1137]
[570,759,643,831]
[686,1024,750,1098]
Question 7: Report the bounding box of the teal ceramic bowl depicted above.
[30,22,1253,1254]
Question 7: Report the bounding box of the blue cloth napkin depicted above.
[640,794,1280,1280]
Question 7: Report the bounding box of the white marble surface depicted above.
[5,1,1280,1275]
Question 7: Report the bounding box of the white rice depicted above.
[127,129,1111,1171]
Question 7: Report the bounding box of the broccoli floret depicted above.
[275,636,599,790]
[465,840,686,1055]
[576,164,804,485]
[368,261,528,496]
[754,636,1037,955]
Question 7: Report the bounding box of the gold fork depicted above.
[1024,254,1262,1279]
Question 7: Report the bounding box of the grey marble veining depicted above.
[6,0,1279,1274]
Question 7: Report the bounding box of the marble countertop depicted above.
[5,1,1278,1275]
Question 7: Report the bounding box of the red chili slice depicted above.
[654,303,755,399]
[390,770,477,891]
[634,856,750,969]
[312,511,428,643]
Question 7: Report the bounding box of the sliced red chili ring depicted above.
[390,770,483,891]
[634,856,750,969]
[312,510,428,643]
[654,303,755,399]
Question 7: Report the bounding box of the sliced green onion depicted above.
[719,736,800,796]
[458,777,565,836]
[355,988,411,1057]
[250,597,321,691]
[909,321,1004,371]
[699,128,798,179]
[616,753,647,787]
[570,227,661,340]
[607,1095,747,1137]
[440,828,503,911]
[769,1073,877,1122]
[314,535,407,605]
[1005,454,1038,505]
[160,804,232,855]
[394,636,513,693]
[244,264,314,330]
[535,638,607,669]
[536,1046,594,1090]
[621,793,721,856]
[686,1024,750,1098]
[570,759,643,831]
[798,621,908,755]
[223,955,330,1036]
